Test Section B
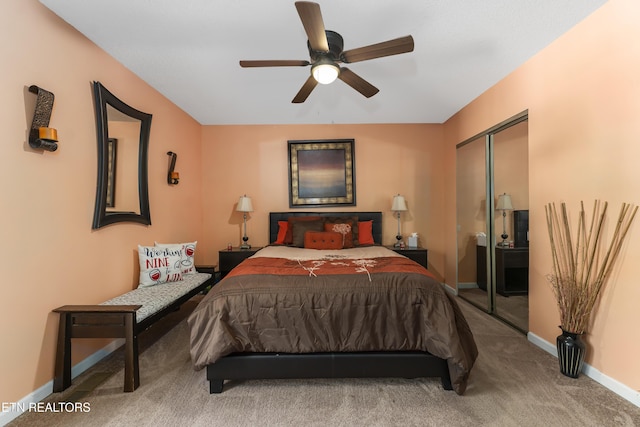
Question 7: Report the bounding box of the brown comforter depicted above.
[187,246,477,394]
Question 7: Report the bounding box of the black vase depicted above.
[556,328,586,378]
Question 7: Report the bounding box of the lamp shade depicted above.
[236,195,253,212]
[496,193,513,211]
[392,194,408,212]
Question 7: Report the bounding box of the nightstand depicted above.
[386,246,428,269]
[476,246,529,296]
[219,247,262,278]
[495,246,529,296]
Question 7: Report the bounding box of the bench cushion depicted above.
[101,272,211,322]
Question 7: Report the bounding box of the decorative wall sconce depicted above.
[28,85,59,151]
[167,151,179,185]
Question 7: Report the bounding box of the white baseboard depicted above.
[0,339,123,426]
[527,331,557,356]
[442,282,458,295]
[457,282,478,290]
[528,332,640,408]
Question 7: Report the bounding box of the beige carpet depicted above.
[459,288,529,333]
[10,297,640,427]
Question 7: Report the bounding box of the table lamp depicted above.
[496,193,513,247]
[392,194,408,247]
[237,195,254,249]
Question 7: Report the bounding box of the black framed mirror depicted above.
[92,81,152,229]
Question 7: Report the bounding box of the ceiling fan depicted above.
[239,1,414,103]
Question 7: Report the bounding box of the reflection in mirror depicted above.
[92,81,152,229]
[492,120,529,333]
[105,137,117,208]
[456,136,491,313]
[105,105,141,213]
[456,113,529,334]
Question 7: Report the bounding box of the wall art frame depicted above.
[288,139,356,208]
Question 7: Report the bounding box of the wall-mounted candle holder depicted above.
[28,85,59,151]
[167,151,179,185]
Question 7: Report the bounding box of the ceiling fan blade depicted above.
[240,60,310,67]
[292,75,318,103]
[295,1,329,52]
[338,67,379,98]
[341,35,414,63]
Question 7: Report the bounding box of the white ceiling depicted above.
[39,0,607,125]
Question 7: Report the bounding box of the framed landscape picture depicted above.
[288,139,355,207]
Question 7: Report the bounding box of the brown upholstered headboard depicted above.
[269,212,383,245]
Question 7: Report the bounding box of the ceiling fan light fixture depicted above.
[240,2,414,102]
[312,62,339,84]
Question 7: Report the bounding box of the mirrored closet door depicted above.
[456,112,529,333]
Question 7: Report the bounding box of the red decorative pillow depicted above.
[358,220,375,245]
[285,216,322,244]
[324,221,354,248]
[273,221,288,244]
[304,231,344,250]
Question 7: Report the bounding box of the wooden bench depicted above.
[52,269,214,393]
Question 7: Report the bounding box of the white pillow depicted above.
[138,245,184,288]
[154,241,197,275]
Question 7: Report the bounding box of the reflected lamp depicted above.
[496,193,514,247]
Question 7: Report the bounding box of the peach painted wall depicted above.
[200,124,447,280]
[0,0,204,403]
[444,0,640,391]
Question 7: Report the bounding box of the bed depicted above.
[187,212,477,395]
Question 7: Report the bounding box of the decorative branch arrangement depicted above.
[545,200,637,334]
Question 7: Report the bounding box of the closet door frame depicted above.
[456,110,528,318]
